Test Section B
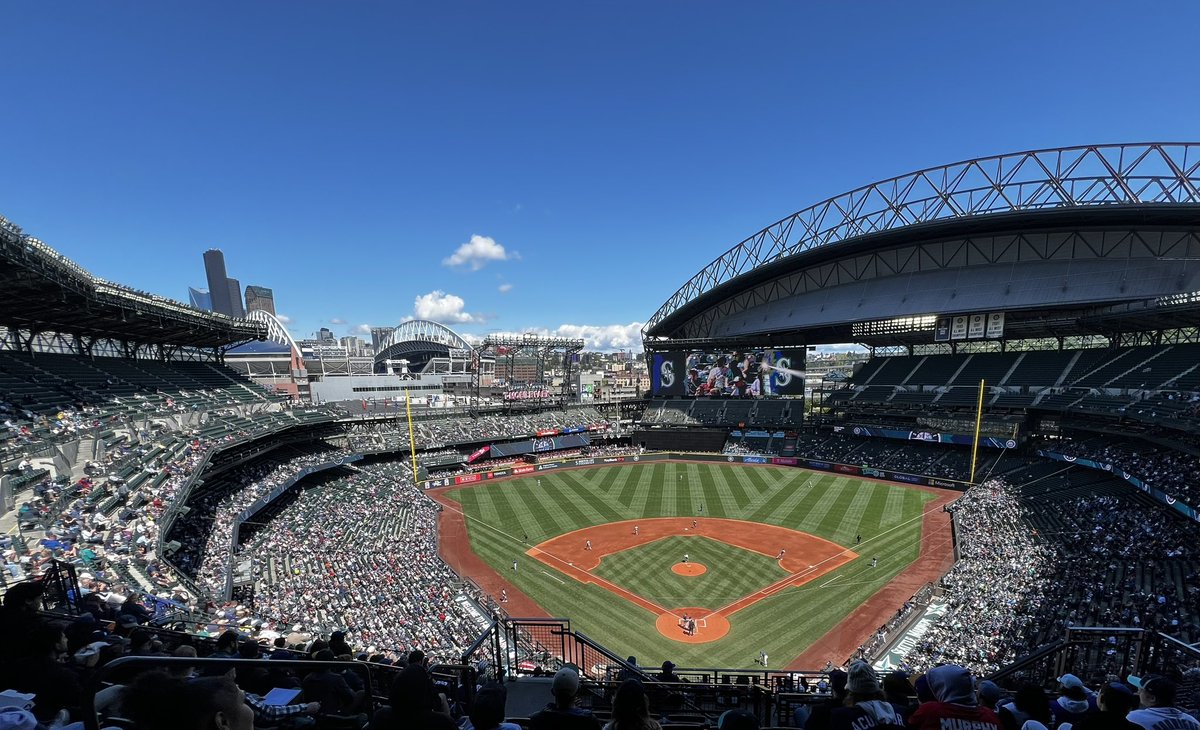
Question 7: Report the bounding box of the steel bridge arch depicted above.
[377,319,473,353]
[245,309,303,359]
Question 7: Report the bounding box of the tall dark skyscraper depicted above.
[245,285,276,315]
[226,277,245,317]
[203,250,234,316]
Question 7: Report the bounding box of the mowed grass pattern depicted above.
[444,463,936,668]
[593,535,789,611]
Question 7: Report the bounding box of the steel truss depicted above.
[645,143,1200,338]
[470,334,584,412]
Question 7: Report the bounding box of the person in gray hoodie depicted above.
[831,661,907,730]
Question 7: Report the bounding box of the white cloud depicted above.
[276,314,293,324]
[498,283,513,294]
[442,234,517,271]
[413,290,483,324]
[485,322,644,352]
[329,317,347,325]
[352,324,373,335]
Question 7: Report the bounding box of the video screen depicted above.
[651,349,805,397]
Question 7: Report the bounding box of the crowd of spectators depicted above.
[239,461,491,664]
[167,443,348,598]
[1045,437,1200,509]
[893,482,1198,676]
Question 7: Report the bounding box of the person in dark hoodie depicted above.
[831,661,907,730]
[804,669,848,730]
[997,685,1052,730]
[907,664,1001,730]
[1051,674,1099,730]
[1072,682,1141,730]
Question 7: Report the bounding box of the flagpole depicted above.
[969,378,986,484]
[406,393,420,484]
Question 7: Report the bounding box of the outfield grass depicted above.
[593,535,789,611]
[444,462,936,668]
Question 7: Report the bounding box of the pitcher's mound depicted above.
[671,562,707,576]
[656,608,730,643]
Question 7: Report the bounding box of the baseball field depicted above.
[435,461,953,669]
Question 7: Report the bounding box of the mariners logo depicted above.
[774,357,792,387]
[659,359,675,388]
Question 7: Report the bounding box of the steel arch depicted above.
[246,309,303,358]
[377,319,473,352]
[644,143,1200,336]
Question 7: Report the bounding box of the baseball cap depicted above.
[117,614,139,628]
[1058,674,1086,690]
[552,666,580,697]
[828,669,848,694]
[1128,676,1177,705]
[662,660,676,671]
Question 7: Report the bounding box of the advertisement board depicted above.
[651,349,805,397]
[840,425,1018,450]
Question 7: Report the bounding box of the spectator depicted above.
[908,665,1001,730]
[370,664,456,730]
[123,671,254,730]
[605,679,661,730]
[830,661,906,730]
[464,684,521,730]
[1127,677,1200,730]
[998,685,1053,730]
[529,666,601,730]
[1073,683,1141,730]
[803,669,847,730]
[1051,675,1098,729]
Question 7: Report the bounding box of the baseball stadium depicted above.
[3,142,1200,727]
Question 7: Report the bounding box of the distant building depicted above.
[203,250,234,316]
[319,327,335,342]
[244,285,276,315]
[339,335,364,356]
[188,287,213,311]
[370,326,393,352]
[226,278,244,317]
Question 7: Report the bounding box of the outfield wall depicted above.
[420,451,971,492]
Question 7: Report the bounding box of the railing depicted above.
[986,627,1200,688]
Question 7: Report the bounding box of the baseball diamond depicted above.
[433,461,954,668]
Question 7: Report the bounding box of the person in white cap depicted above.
[1051,674,1098,728]
[829,660,907,730]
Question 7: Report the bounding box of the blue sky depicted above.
[2,2,1197,350]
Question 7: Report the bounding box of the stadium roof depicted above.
[644,143,1200,346]
[0,215,267,349]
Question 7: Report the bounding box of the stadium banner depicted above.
[968,313,986,338]
[934,317,951,342]
[651,349,805,397]
[951,316,968,339]
[467,446,490,463]
[1038,451,1199,523]
[771,457,798,466]
[986,312,1005,338]
[490,433,590,458]
[873,600,949,671]
[535,429,559,437]
[840,425,1018,449]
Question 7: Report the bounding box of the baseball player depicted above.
[776,549,786,560]
[633,525,640,536]
[585,540,592,551]
[870,557,877,568]
[512,559,518,572]
[683,553,690,564]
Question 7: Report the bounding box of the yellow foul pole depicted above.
[969,378,986,484]
[406,393,420,483]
